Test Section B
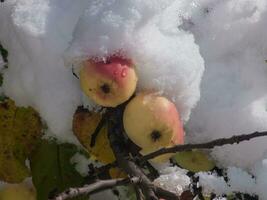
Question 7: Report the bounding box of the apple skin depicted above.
[80,56,138,107]
[0,183,36,200]
[123,93,184,162]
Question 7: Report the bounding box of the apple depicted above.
[0,183,36,200]
[79,56,138,107]
[123,93,184,162]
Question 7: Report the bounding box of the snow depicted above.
[198,172,230,195]
[185,0,267,169]
[153,166,190,195]
[70,153,91,177]
[1,0,267,199]
[196,161,267,198]
[0,0,89,142]
[64,0,204,122]
[0,0,203,142]
[252,155,267,199]
[198,167,257,195]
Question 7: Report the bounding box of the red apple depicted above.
[80,56,138,107]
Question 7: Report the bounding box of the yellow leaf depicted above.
[72,107,116,164]
[0,99,43,183]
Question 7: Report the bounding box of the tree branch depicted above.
[51,177,140,200]
[107,106,179,200]
[142,131,267,161]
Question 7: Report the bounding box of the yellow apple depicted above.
[123,93,184,162]
[80,56,138,107]
[0,183,36,200]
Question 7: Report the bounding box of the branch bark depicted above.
[142,131,267,161]
[51,177,140,200]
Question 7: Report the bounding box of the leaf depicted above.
[172,150,215,173]
[0,183,36,200]
[0,99,43,183]
[73,107,116,164]
[30,140,88,200]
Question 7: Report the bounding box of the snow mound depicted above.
[185,0,267,168]
[0,0,90,142]
[0,0,204,142]
[65,0,204,122]
[196,162,267,199]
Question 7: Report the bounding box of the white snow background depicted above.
[0,0,267,199]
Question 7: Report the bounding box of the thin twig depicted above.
[142,131,267,161]
[51,177,140,200]
[90,113,108,147]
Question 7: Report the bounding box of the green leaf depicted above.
[172,150,215,173]
[30,140,88,200]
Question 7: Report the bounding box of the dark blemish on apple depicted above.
[151,130,161,142]
[100,83,110,94]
